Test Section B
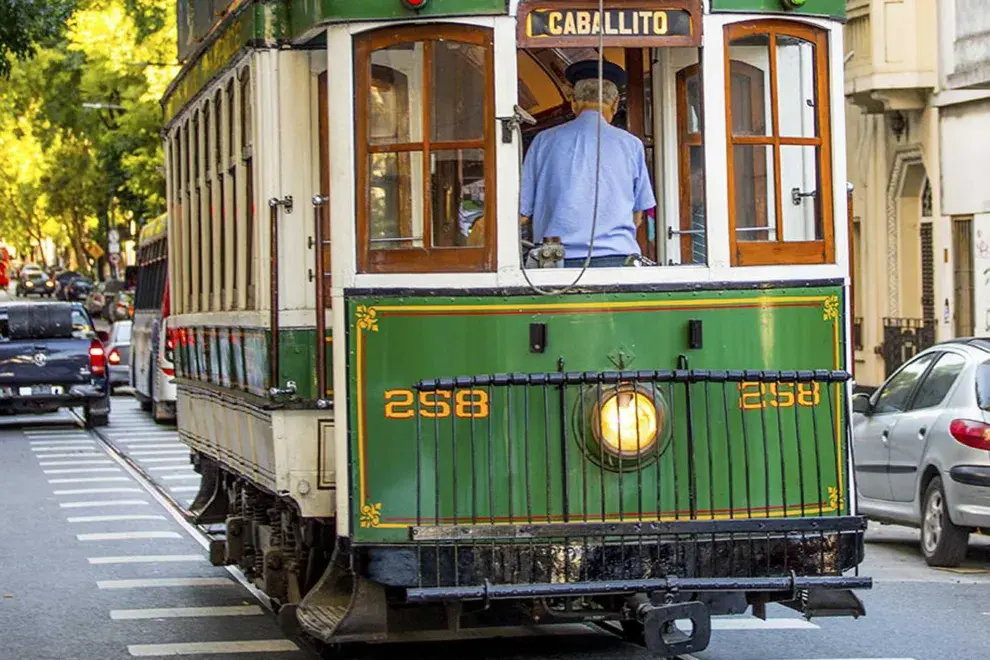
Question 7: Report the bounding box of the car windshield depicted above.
[114,321,132,343]
[977,361,990,410]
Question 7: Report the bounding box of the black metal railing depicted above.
[399,369,864,595]
[882,317,935,377]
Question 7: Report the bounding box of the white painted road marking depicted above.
[77,531,182,541]
[168,486,199,492]
[128,450,191,456]
[138,457,192,464]
[44,467,121,474]
[160,474,200,480]
[48,477,132,484]
[59,500,150,509]
[33,452,105,459]
[39,459,113,467]
[115,438,184,445]
[53,488,143,495]
[710,618,819,630]
[67,514,167,523]
[127,640,299,656]
[88,555,204,565]
[97,577,232,589]
[31,442,95,448]
[110,605,263,620]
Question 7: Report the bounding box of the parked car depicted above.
[63,276,94,302]
[104,287,134,323]
[852,339,990,567]
[86,279,125,318]
[16,264,56,297]
[105,320,132,393]
[0,301,110,426]
[53,270,81,300]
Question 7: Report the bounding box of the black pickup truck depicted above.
[0,302,111,426]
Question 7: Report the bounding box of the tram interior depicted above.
[366,37,822,268]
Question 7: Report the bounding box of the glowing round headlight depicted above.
[595,389,659,457]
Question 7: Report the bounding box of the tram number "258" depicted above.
[738,382,821,410]
[384,389,491,419]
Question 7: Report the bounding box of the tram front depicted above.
[302,0,870,655]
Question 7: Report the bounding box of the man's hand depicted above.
[520,215,531,226]
[633,211,644,228]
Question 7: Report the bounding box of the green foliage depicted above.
[0,0,76,78]
[0,0,176,270]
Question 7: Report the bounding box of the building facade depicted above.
[845,0,990,388]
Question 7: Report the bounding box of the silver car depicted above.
[105,320,132,393]
[852,339,990,567]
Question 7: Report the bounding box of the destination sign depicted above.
[519,4,699,47]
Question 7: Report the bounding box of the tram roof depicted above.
[163,0,845,124]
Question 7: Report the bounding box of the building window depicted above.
[724,21,834,266]
[355,24,496,273]
[952,216,974,337]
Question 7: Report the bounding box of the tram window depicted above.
[241,69,255,308]
[215,91,226,308]
[355,25,496,273]
[676,64,706,264]
[725,22,833,266]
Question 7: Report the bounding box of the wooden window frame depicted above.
[724,20,834,266]
[240,67,255,308]
[355,24,497,274]
[675,63,706,264]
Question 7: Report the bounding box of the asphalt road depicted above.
[1,287,989,659]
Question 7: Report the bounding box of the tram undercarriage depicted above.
[191,450,867,657]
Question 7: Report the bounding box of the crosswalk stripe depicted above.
[33,452,105,459]
[138,457,191,464]
[127,640,298,656]
[67,515,167,523]
[77,531,182,541]
[110,605,263,620]
[168,486,200,492]
[39,459,113,467]
[48,477,132,484]
[710,618,819,630]
[150,465,195,472]
[44,467,121,474]
[53,488,143,495]
[31,441,94,447]
[119,443,184,449]
[88,555,204,565]
[113,437,181,444]
[97,577,232,589]
[59,500,150,509]
[161,474,200,480]
[128,450,190,456]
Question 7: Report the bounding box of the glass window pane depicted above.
[369,151,424,250]
[733,144,776,242]
[728,37,771,137]
[430,149,485,248]
[776,35,817,138]
[688,145,706,264]
[432,41,485,142]
[874,353,936,414]
[686,74,701,134]
[370,42,424,146]
[780,145,822,242]
[911,352,966,410]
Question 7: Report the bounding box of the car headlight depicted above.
[594,387,659,457]
[25,281,33,287]
[45,280,54,287]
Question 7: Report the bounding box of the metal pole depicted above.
[312,195,328,400]
[269,199,281,392]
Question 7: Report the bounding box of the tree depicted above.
[0,0,76,78]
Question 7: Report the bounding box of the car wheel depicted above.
[920,476,969,567]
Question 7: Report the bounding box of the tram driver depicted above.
[519,60,656,268]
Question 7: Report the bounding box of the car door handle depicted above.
[918,427,927,438]
[881,429,890,442]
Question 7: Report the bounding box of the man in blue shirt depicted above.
[520,59,656,268]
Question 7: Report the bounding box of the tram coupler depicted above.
[637,599,711,658]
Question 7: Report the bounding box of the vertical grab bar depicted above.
[268,195,293,396]
[312,194,329,401]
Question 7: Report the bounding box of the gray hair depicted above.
[572,78,619,105]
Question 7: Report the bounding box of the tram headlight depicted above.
[593,387,659,458]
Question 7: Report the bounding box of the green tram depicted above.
[163,0,869,655]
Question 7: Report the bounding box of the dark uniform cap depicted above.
[564,59,627,90]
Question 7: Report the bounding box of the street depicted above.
[1,393,989,659]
